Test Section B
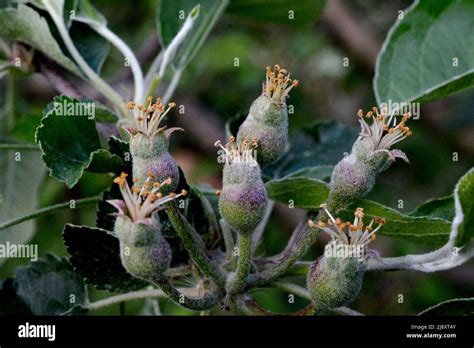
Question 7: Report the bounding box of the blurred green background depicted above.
[0,0,473,315]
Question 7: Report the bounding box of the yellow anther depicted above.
[113,172,128,187]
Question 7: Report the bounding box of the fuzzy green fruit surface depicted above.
[237,95,288,166]
[307,255,365,310]
[326,154,374,211]
[326,137,397,211]
[130,132,179,194]
[114,216,171,282]
[130,131,168,158]
[353,137,393,173]
[219,162,268,235]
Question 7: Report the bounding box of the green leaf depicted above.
[96,184,122,232]
[265,121,358,179]
[35,96,124,188]
[228,0,326,26]
[63,0,76,28]
[183,185,220,244]
[340,200,451,248]
[0,0,16,9]
[95,137,132,231]
[69,22,110,74]
[419,297,474,316]
[266,177,451,247]
[190,185,220,237]
[158,0,229,69]
[67,0,109,74]
[74,0,106,26]
[0,145,45,265]
[282,165,333,181]
[225,110,246,140]
[410,195,455,221]
[107,135,130,161]
[451,168,474,247]
[191,183,221,230]
[30,0,109,74]
[24,0,75,27]
[39,0,64,18]
[14,253,87,315]
[265,177,329,210]
[0,4,81,75]
[89,101,119,123]
[87,149,123,173]
[63,224,148,292]
[226,118,352,180]
[375,0,474,105]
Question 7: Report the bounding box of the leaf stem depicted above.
[165,201,225,287]
[366,242,474,272]
[89,24,144,103]
[329,307,365,316]
[86,286,199,310]
[5,73,15,132]
[0,196,101,231]
[41,0,126,116]
[153,277,222,311]
[146,5,199,99]
[159,5,199,78]
[0,143,39,150]
[271,280,311,300]
[246,221,320,289]
[165,264,192,278]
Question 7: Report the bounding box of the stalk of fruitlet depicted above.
[237,64,298,166]
[123,97,181,195]
[306,206,384,310]
[215,137,268,293]
[326,107,412,212]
